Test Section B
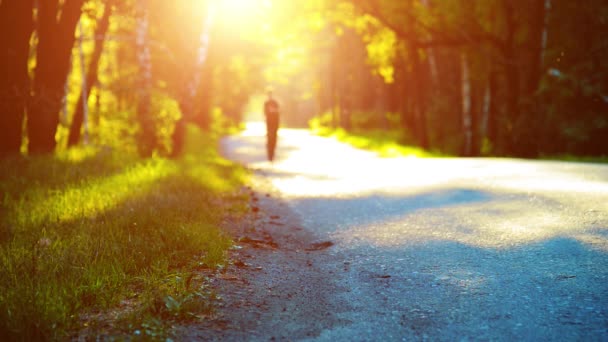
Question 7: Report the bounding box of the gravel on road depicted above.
[181,124,608,341]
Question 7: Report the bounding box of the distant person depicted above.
[264,91,280,161]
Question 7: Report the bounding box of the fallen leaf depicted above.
[305,241,334,251]
[218,274,239,281]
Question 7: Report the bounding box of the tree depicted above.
[67,0,116,147]
[0,0,34,157]
[134,0,155,157]
[28,0,86,154]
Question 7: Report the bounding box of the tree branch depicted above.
[353,0,505,50]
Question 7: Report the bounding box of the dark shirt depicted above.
[264,99,279,118]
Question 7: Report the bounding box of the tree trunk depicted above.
[486,70,499,149]
[540,0,551,69]
[173,102,188,157]
[501,0,520,155]
[28,0,84,154]
[68,2,114,147]
[481,69,496,153]
[411,47,429,149]
[470,76,480,156]
[508,0,550,158]
[330,42,340,128]
[136,0,155,157]
[337,32,352,130]
[504,61,519,154]
[420,0,439,89]
[172,5,214,157]
[525,0,548,97]
[395,55,413,133]
[461,52,473,156]
[0,0,34,157]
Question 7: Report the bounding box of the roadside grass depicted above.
[541,155,608,164]
[312,125,607,163]
[0,125,248,340]
[311,126,445,158]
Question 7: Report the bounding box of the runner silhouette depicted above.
[264,91,280,161]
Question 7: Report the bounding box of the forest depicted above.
[1,1,608,339]
[1,0,607,159]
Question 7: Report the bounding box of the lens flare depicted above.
[213,0,270,25]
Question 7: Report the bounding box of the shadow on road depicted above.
[220,132,298,165]
[335,236,608,340]
[219,123,608,340]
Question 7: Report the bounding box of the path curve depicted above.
[189,123,608,341]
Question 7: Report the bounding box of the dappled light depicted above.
[0,127,244,339]
[333,195,606,250]
[2,0,606,158]
[20,159,177,227]
[225,123,608,252]
[221,119,608,340]
[1,0,607,339]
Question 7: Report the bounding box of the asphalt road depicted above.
[220,123,608,341]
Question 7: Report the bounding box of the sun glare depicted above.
[219,0,269,11]
[212,0,271,27]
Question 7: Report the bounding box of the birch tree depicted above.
[461,52,472,156]
[171,3,215,156]
[68,0,115,147]
[135,0,155,156]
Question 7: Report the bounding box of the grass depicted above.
[311,126,445,158]
[312,125,608,163]
[541,154,608,164]
[0,125,248,341]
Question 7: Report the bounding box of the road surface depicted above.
[217,123,608,341]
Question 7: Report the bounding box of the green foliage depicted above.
[3,0,608,158]
[310,114,444,158]
[0,125,247,340]
[365,26,398,83]
[540,155,608,164]
[151,92,183,155]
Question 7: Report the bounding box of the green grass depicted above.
[0,125,248,340]
[311,126,445,158]
[540,154,608,164]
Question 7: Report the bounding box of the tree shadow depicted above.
[220,134,298,165]
[0,150,141,199]
[334,236,608,340]
[288,188,496,232]
[275,186,608,339]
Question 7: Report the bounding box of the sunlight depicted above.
[21,160,177,227]
[330,195,606,252]
[219,0,271,11]
[224,125,608,252]
[212,0,271,28]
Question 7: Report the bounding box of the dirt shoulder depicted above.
[176,169,348,341]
